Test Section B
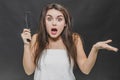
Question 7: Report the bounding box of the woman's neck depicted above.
[48,36,61,42]
[47,36,66,49]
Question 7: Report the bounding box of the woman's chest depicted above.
[38,49,73,69]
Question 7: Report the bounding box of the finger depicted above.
[23,36,31,41]
[104,39,112,44]
[21,33,31,39]
[23,28,31,32]
[105,45,118,52]
[24,32,30,35]
[24,28,30,30]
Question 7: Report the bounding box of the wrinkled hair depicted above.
[34,3,77,66]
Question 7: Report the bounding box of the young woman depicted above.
[21,3,118,80]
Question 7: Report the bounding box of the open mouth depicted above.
[51,28,58,35]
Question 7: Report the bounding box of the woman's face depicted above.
[45,9,66,39]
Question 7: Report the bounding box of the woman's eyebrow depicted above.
[46,14,52,17]
[57,15,64,18]
[46,14,64,18]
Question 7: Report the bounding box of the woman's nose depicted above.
[52,20,57,26]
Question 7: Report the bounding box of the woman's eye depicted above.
[57,18,62,22]
[47,17,52,21]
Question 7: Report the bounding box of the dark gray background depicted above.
[0,0,120,80]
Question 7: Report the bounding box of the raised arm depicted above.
[21,29,37,75]
[74,34,118,75]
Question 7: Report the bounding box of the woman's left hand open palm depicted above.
[94,39,118,52]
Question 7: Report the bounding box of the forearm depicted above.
[81,45,98,74]
[23,44,35,75]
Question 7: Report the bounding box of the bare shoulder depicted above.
[31,33,38,47]
[72,33,82,45]
[32,33,38,39]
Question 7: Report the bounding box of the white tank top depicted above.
[34,49,76,80]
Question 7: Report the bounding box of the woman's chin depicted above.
[49,34,61,40]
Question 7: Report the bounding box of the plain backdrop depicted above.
[0,0,120,80]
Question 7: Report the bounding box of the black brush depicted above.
[25,11,31,42]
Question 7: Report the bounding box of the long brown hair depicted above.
[34,3,77,66]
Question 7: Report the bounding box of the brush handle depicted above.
[27,39,31,42]
[25,11,31,42]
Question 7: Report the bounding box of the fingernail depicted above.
[109,39,112,41]
[115,48,118,52]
